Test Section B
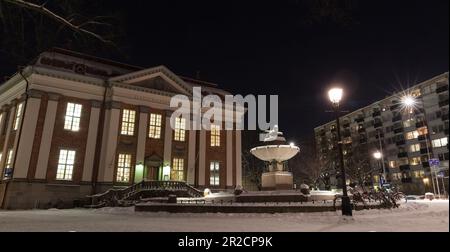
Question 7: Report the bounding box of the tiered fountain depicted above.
[250,125,300,190]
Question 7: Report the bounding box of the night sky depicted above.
[1,0,449,143]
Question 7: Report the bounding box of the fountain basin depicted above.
[250,145,300,162]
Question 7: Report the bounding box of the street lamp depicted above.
[328,87,352,216]
[401,94,441,197]
[373,151,385,187]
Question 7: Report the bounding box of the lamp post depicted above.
[373,151,385,187]
[328,88,352,216]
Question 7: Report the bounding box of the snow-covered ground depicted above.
[0,200,447,232]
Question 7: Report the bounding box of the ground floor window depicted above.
[117,154,132,182]
[3,149,14,179]
[56,149,75,180]
[171,158,184,181]
[210,161,220,186]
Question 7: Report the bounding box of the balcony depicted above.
[374,122,383,128]
[439,99,449,107]
[401,177,413,183]
[372,111,381,117]
[399,164,411,171]
[355,117,364,123]
[397,152,408,158]
[393,127,404,134]
[420,148,429,154]
[436,85,448,93]
[418,134,427,141]
[390,104,400,111]
[396,140,406,146]
[392,116,402,122]
[415,121,425,128]
[422,162,430,167]
[442,114,449,121]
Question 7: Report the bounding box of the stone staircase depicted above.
[85,180,203,208]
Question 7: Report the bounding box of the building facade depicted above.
[314,72,449,195]
[0,48,242,209]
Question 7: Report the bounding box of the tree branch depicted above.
[3,0,114,44]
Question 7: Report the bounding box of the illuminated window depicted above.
[417,127,428,136]
[56,149,75,180]
[174,117,186,141]
[409,157,421,165]
[148,113,162,139]
[398,158,409,166]
[171,158,184,181]
[373,175,380,183]
[409,144,420,152]
[413,170,424,178]
[3,149,13,179]
[64,103,82,131]
[210,124,221,147]
[411,89,421,97]
[121,109,136,135]
[210,161,220,186]
[389,161,397,168]
[403,118,415,128]
[12,103,24,130]
[405,130,419,140]
[432,137,448,148]
[116,154,132,182]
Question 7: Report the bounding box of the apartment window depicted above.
[116,154,132,182]
[210,124,221,147]
[403,118,415,128]
[398,158,409,166]
[121,109,136,136]
[148,113,162,139]
[171,158,184,181]
[56,149,75,180]
[389,161,397,168]
[174,117,186,141]
[3,149,13,179]
[409,157,421,166]
[210,161,220,186]
[64,103,82,131]
[438,153,449,161]
[405,130,418,140]
[417,127,428,136]
[392,172,401,180]
[413,170,425,178]
[410,144,420,153]
[432,137,448,148]
[12,103,24,130]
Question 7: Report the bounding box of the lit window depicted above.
[210,161,220,186]
[171,158,184,181]
[174,117,186,141]
[12,103,24,130]
[409,144,420,152]
[398,158,409,166]
[432,137,448,148]
[64,103,82,131]
[148,113,162,139]
[389,161,397,168]
[405,130,418,140]
[56,149,75,180]
[3,149,13,179]
[116,154,132,182]
[417,127,428,136]
[121,109,136,136]
[413,170,424,178]
[409,157,421,165]
[403,119,415,128]
[210,124,221,147]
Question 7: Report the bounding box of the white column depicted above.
[0,106,14,177]
[136,109,148,164]
[13,97,41,178]
[226,130,233,187]
[163,111,173,167]
[198,129,206,186]
[81,102,101,182]
[187,129,196,184]
[235,130,242,186]
[98,102,121,182]
[35,94,59,179]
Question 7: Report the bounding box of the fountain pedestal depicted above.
[261,171,293,190]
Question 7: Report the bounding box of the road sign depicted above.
[429,158,440,167]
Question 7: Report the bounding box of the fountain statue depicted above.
[250,125,300,190]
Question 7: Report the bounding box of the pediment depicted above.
[132,76,182,94]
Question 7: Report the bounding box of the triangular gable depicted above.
[109,65,192,96]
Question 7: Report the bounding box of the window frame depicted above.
[12,102,24,131]
[64,102,82,132]
[116,153,132,183]
[174,117,186,141]
[210,124,221,147]
[209,161,220,186]
[148,113,162,139]
[121,109,136,136]
[56,149,76,181]
[171,158,185,181]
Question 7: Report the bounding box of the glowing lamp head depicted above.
[328,88,343,104]
[401,95,416,107]
[373,151,382,159]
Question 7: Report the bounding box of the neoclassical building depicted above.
[0,48,242,209]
